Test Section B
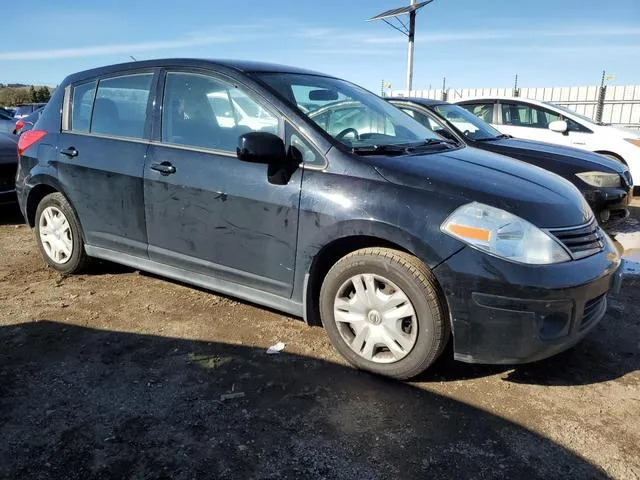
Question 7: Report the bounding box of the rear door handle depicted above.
[150,161,176,175]
[60,147,78,158]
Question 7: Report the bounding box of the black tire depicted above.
[34,192,90,274]
[320,247,450,380]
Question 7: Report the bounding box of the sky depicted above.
[1,0,639,92]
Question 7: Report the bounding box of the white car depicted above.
[455,97,640,191]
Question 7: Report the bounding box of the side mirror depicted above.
[548,120,568,133]
[237,132,286,164]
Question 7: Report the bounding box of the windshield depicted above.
[543,102,598,125]
[255,73,442,148]
[432,104,503,141]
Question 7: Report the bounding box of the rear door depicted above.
[57,70,157,256]
[143,70,302,296]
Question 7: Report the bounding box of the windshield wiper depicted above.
[475,133,512,142]
[351,139,457,156]
[351,144,410,156]
[404,138,458,151]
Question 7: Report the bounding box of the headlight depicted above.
[625,138,640,148]
[441,202,571,265]
[576,171,621,188]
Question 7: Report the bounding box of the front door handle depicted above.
[60,147,78,158]
[150,161,176,175]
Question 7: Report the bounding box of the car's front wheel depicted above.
[34,192,89,274]
[320,248,449,379]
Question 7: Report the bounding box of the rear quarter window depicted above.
[71,81,97,133]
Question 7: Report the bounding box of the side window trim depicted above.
[61,85,71,131]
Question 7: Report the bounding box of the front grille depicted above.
[548,219,604,260]
[580,294,607,331]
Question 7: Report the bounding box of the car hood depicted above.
[369,146,593,229]
[0,132,17,165]
[482,137,626,174]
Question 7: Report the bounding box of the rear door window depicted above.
[90,73,153,139]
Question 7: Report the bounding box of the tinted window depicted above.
[162,72,279,151]
[459,103,495,124]
[71,81,97,132]
[91,73,153,138]
[501,102,560,128]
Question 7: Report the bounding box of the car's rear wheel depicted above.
[34,192,89,274]
[320,247,449,379]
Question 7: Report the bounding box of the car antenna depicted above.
[129,56,138,62]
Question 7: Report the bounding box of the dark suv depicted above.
[16,59,623,379]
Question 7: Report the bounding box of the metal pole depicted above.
[406,0,417,94]
[596,70,606,123]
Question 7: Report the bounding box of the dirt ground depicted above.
[1,204,639,480]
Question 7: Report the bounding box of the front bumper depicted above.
[433,243,621,364]
[584,185,632,227]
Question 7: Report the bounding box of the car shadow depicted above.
[0,320,607,479]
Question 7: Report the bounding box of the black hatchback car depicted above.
[389,98,634,228]
[16,59,623,379]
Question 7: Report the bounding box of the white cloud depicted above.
[297,24,640,48]
[0,24,271,61]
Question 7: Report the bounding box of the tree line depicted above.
[0,85,53,106]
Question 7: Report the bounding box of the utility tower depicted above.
[368,0,434,93]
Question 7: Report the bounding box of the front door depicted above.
[144,71,302,296]
[57,72,155,256]
[498,101,573,146]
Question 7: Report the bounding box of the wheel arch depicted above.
[25,177,86,242]
[303,235,410,326]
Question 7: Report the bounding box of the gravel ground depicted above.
[0,203,639,480]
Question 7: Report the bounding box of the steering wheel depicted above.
[336,128,360,142]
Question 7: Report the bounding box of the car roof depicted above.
[453,96,599,124]
[455,96,555,108]
[65,58,333,84]
[387,97,448,107]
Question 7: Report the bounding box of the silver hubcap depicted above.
[39,206,73,264]
[333,274,418,364]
